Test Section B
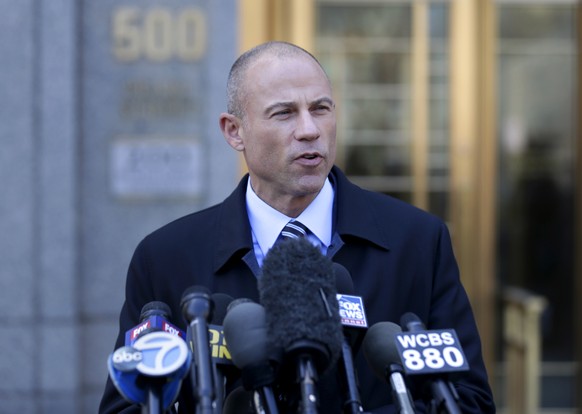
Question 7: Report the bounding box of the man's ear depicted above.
[219,113,245,152]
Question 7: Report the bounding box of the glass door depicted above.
[315,0,580,410]
[315,1,451,218]
[496,1,577,410]
[240,0,580,410]
[313,0,496,368]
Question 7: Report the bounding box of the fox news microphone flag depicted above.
[332,262,367,414]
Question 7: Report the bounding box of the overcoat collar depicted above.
[213,174,253,273]
[212,166,390,273]
[330,165,391,251]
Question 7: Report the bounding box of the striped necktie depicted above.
[280,220,309,239]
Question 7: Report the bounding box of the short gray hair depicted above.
[226,41,329,119]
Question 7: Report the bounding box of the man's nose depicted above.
[294,111,320,141]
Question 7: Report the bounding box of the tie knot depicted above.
[280,220,309,239]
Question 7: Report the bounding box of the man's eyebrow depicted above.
[264,97,335,116]
[312,97,335,107]
[264,101,295,115]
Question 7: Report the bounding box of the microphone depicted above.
[362,321,416,414]
[399,312,467,414]
[332,263,366,414]
[181,286,215,414]
[125,301,186,345]
[333,263,368,348]
[208,293,236,414]
[223,386,256,414]
[210,293,233,325]
[223,299,279,414]
[259,237,343,414]
[108,301,192,414]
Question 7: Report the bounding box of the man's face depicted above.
[236,54,337,209]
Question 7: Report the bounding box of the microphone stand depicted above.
[190,319,215,414]
[387,364,415,414]
[239,361,279,414]
[287,338,329,414]
[429,379,461,414]
[252,386,279,414]
[297,355,319,414]
[212,363,224,414]
[259,387,279,414]
[181,288,215,414]
[143,378,164,414]
[339,339,363,414]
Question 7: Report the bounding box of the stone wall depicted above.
[0,1,238,412]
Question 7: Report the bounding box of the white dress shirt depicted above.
[245,178,334,267]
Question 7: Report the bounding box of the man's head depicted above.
[226,42,330,120]
[219,41,337,217]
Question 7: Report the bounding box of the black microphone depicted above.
[138,301,174,413]
[209,293,236,414]
[362,321,416,414]
[400,312,463,414]
[401,313,426,333]
[223,386,256,414]
[332,263,365,414]
[181,286,215,414]
[259,237,343,414]
[125,301,186,345]
[142,301,172,319]
[223,300,279,414]
[211,293,234,325]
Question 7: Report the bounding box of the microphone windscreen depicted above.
[139,301,172,321]
[210,293,234,325]
[259,237,343,370]
[223,302,268,369]
[226,297,254,314]
[362,321,403,380]
[333,262,354,294]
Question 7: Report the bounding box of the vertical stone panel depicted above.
[80,0,239,321]
[0,1,37,407]
[0,0,239,410]
[0,1,35,320]
[79,0,239,406]
[38,0,78,320]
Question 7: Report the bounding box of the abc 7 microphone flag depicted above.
[107,331,192,409]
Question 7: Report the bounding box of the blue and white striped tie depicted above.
[280,220,309,239]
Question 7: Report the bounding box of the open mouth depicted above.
[295,152,323,166]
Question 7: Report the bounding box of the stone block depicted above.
[0,327,34,391]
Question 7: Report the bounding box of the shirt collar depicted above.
[246,178,334,256]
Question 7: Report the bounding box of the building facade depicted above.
[0,0,579,412]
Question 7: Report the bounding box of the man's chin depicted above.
[294,175,327,196]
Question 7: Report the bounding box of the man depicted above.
[100,41,495,413]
